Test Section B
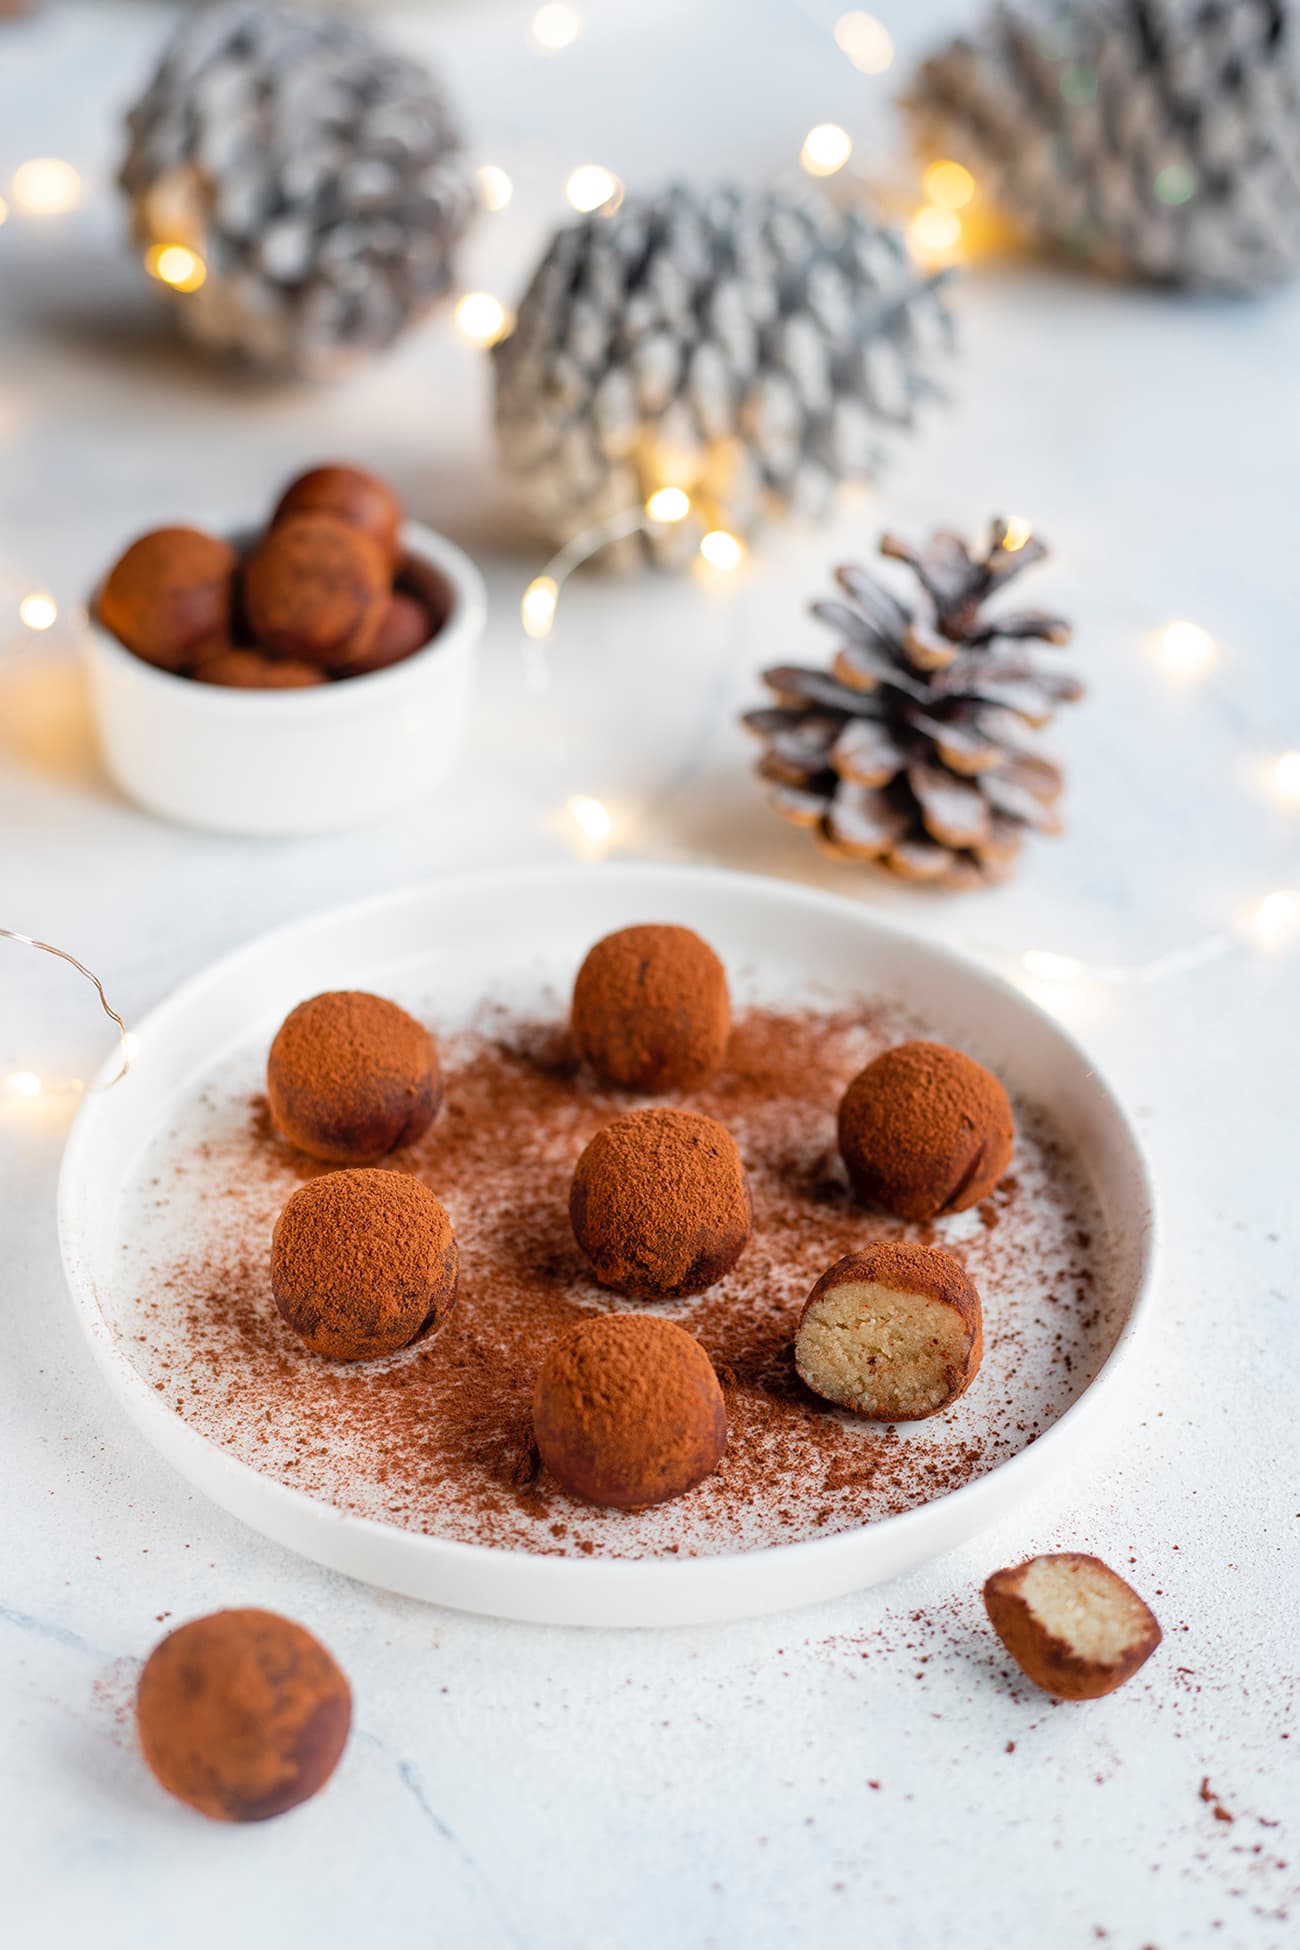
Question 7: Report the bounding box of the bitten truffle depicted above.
[983,1554,1163,1700]
[98,527,238,671]
[571,923,731,1092]
[136,1608,351,1821]
[267,989,441,1164]
[795,1242,983,1420]
[570,1107,752,1298]
[243,512,389,668]
[837,1040,1014,1222]
[272,463,404,569]
[271,1169,458,1361]
[533,1313,727,1509]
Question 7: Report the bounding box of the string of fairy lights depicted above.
[1,7,1298,1105]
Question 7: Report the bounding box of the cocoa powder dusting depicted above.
[112,990,1118,1561]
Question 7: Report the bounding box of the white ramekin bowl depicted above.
[84,520,486,837]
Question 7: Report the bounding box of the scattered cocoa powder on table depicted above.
[115,998,1115,1560]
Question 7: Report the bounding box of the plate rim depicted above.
[57,862,1159,1624]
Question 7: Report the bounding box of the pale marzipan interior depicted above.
[1019,1555,1151,1663]
[797,1281,967,1415]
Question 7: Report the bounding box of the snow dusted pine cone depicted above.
[742,519,1082,889]
[494,185,955,564]
[120,3,474,377]
[906,0,1300,293]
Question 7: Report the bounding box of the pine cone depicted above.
[120,2,474,378]
[906,0,1300,293]
[493,185,955,564]
[742,521,1082,890]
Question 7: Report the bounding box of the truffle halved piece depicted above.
[267,989,440,1164]
[795,1242,982,1420]
[136,1608,351,1821]
[271,1169,458,1361]
[570,1107,752,1298]
[243,511,389,668]
[272,463,405,570]
[983,1554,1162,1700]
[533,1312,727,1509]
[837,1040,1014,1222]
[571,922,731,1092]
[98,526,239,671]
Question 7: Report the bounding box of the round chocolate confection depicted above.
[98,526,239,672]
[271,1169,458,1361]
[272,463,404,570]
[192,643,325,689]
[837,1040,1014,1222]
[267,989,441,1164]
[571,923,730,1092]
[337,591,434,678]
[570,1106,752,1298]
[242,512,389,668]
[533,1312,727,1509]
[136,1608,351,1822]
[795,1241,983,1421]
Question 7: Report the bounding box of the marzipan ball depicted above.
[570,1107,752,1298]
[136,1608,351,1821]
[98,527,238,671]
[795,1242,983,1420]
[272,464,404,569]
[337,591,434,678]
[271,1169,458,1361]
[983,1555,1162,1700]
[243,512,389,668]
[533,1312,727,1509]
[571,923,731,1091]
[837,1040,1014,1222]
[193,645,326,689]
[267,989,441,1164]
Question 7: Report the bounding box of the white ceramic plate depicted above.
[58,866,1156,1627]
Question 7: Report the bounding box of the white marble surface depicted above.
[2,3,1298,1944]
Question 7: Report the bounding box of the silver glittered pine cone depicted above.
[906,0,1300,293]
[493,185,955,565]
[741,520,1083,890]
[120,2,475,378]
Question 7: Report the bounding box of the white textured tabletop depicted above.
[2,3,1298,1945]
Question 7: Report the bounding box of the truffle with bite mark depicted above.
[837,1040,1014,1222]
[571,923,730,1092]
[98,527,239,671]
[271,1168,458,1361]
[795,1242,982,1419]
[267,989,440,1164]
[243,512,389,668]
[533,1312,727,1508]
[570,1107,752,1298]
[983,1554,1162,1700]
[136,1608,351,1821]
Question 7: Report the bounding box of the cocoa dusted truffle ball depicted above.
[837,1040,1014,1222]
[192,645,325,689]
[338,591,435,678]
[570,1107,751,1298]
[571,923,730,1092]
[533,1313,727,1509]
[272,463,404,569]
[98,526,239,671]
[795,1242,983,1420]
[271,1169,458,1361]
[267,990,441,1164]
[983,1554,1162,1700]
[136,1608,351,1821]
[243,512,389,668]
